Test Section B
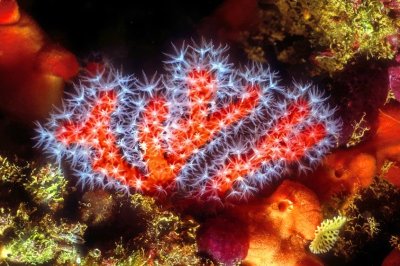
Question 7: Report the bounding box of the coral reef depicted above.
[0,154,25,183]
[24,163,68,212]
[2,0,400,265]
[35,41,341,202]
[2,214,87,265]
[0,156,68,211]
[0,155,82,264]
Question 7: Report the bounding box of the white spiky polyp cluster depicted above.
[35,40,341,202]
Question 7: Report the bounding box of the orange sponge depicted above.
[0,1,79,122]
[0,0,19,24]
[241,180,323,266]
[299,151,376,202]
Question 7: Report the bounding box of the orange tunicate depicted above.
[0,1,79,122]
[297,103,400,202]
[241,180,323,266]
[299,151,377,202]
[374,104,400,166]
[371,103,400,189]
[305,103,400,199]
[37,44,80,80]
[0,0,19,24]
[384,163,400,189]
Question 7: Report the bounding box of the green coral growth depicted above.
[310,215,347,254]
[24,164,68,212]
[325,177,400,261]
[305,0,397,73]
[0,154,86,265]
[2,227,58,265]
[131,194,201,266]
[0,155,25,183]
[0,155,68,212]
[0,207,14,236]
[79,244,150,266]
[0,211,87,265]
[246,0,398,74]
[0,154,205,265]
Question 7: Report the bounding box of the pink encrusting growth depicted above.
[35,41,341,201]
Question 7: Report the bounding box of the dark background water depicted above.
[18,0,224,73]
[0,0,225,168]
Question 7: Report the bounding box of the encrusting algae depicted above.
[0,155,204,265]
[326,177,400,262]
[243,0,398,74]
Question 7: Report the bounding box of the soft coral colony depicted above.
[35,41,341,202]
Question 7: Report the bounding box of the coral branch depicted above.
[216,99,327,195]
[55,91,143,188]
[36,41,341,201]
